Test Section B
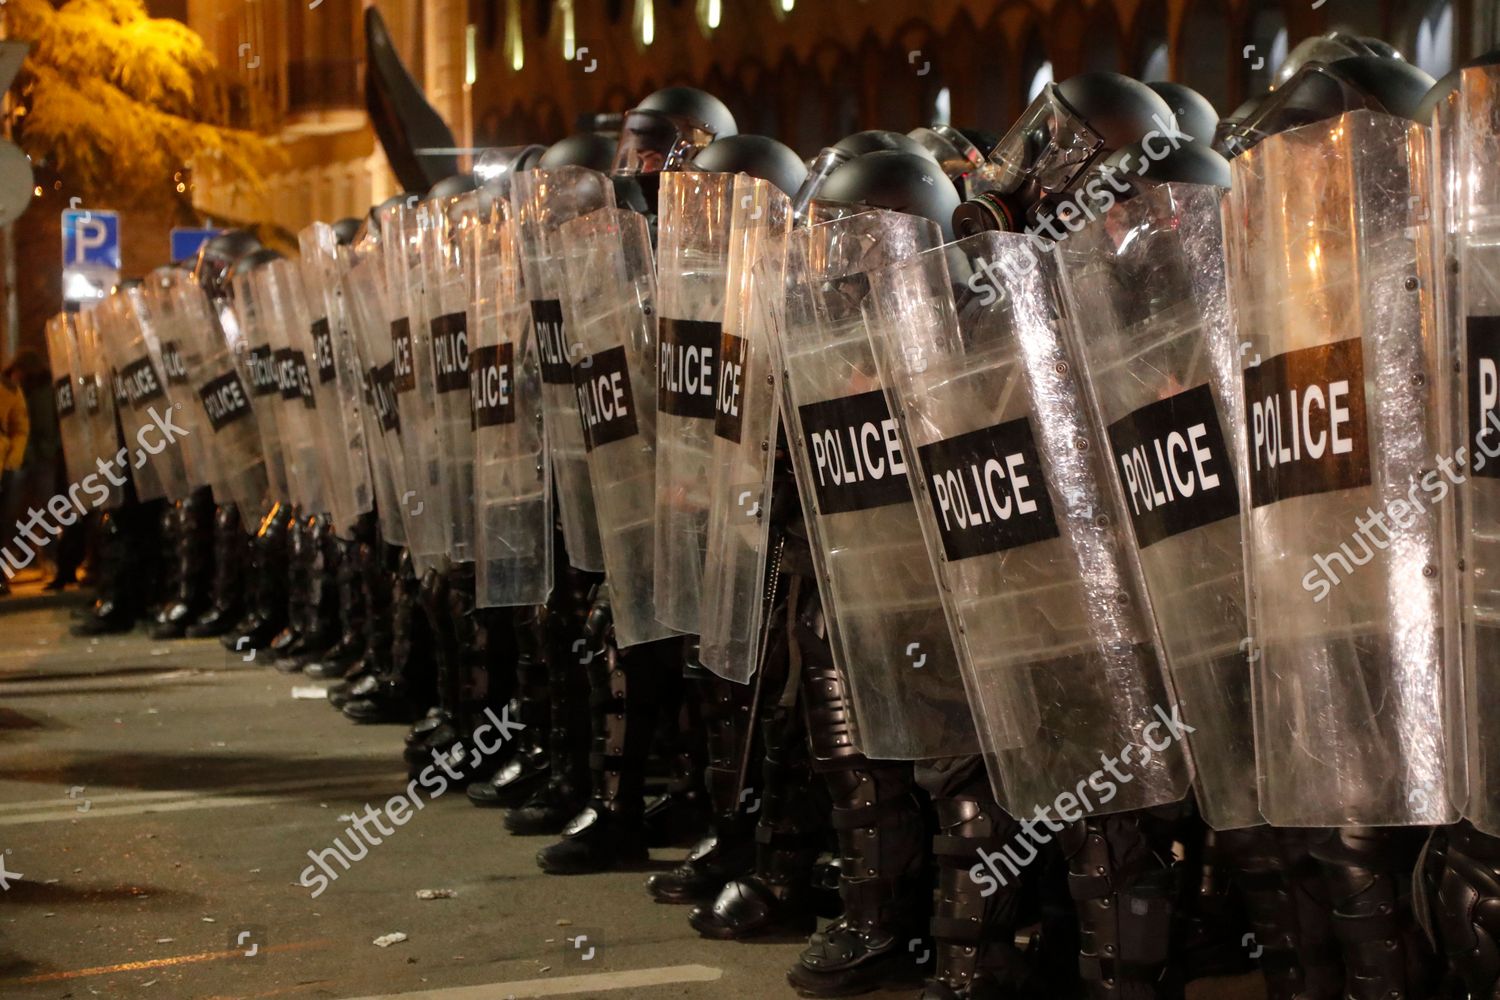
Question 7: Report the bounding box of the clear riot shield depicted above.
[653,171,736,633]
[418,190,479,564]
[161,274,268,520]
[72,308,126,510]
[231,269,292,505]
[557,208,676,647]
[466,197,552,607]
[44,313,96,488]
[865,229,1192,811]
[342,254,411,549]
[97,289,192,502]
[144,271,226,498]
[298,222,377,537]
[1434,66,1500,833]
[382,198,453,570]
[768,210,976,761]
[700,177,794,682]
[1059,183,1261,830]
[1222,110,1460,827]
[512,166,614,572]
[255,259,329,517]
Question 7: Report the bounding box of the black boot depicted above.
[1059,810,1178,1000]
[274,521,339,668]
[223,502,292,654]
[1218,826,1343,1000]
[303,523,370,679]
[471,605,555,808]
[641,651,710,848]
[536,587,672,875]
[916,757,1036,1000]
[151,486,214,639]
[186,504,245,638]
[785,579,927,998]
[504,598,594,831]
[72,508,138,635]
[691,563,825,939]
[328,528,392,701]
[1307,826,1434,1000]
[341,549,429,723]
[474,555,596,810]
[268,512,310,663]
[401,566,473,780]
[648,662,759,903]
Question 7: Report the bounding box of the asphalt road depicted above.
[0,576,1268,1000]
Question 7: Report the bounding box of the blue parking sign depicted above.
[62,209,120,270]
[171,227,220,265]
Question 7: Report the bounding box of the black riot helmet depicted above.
[1147,82,1219,145]
[539,132,617,172]
[230,247,282,284]
[835,130,937,160]
[907,124,995,200]
[1274,31,1406,88]
[1215,55,1435,158]
[472,145,547,197]
[689,134,808,196]
[332,217,362,247]
[424,172,477,202]
[613,86,737,176]
[1327,55,1436,119]
[364,192,421,246]
[1416,49,1500,123]
[818,150,962,240]
[790,130,940,223]
[954,72,1176,234]
[1077,139,1231,217]
[192,229,262,301]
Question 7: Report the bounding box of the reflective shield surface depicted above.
[1060,183,1261,830]
[700,177,794,682]
[1435,66,1500,833]
[298,222,377,536]
[769,210,976,760]
[467,197,553,607]
[1223,111,1460,826]
[557,208,677,648]
[511,167,613,572]
[866,229,1192,812]
[653,171,736,633]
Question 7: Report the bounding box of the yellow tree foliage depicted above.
[5,0,277,204]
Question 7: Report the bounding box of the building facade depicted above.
[184,0,1494,233]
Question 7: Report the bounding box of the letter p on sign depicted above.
[62,210,120,270]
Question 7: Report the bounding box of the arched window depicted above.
[634,0,655,47]
[1245,2,1288,95]
[697,0,722,35]
[1135,0,1170,81]
[1403,0,1455,78]
[933,86,951,127]
[1082,11,1124,74]
[1021,29,1052,103]
[972,18,1012,132]
[1178,2,1232,112]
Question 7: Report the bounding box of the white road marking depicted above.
[0,772,403,826]
[338,964,723,999]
